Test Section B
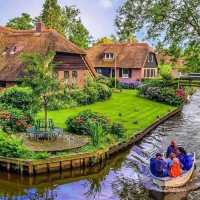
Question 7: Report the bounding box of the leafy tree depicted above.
[159,64,173,80]
[6,13,34,30]
[93,37,114,46]
[20,52,60,130]
[184,42,200,73]
[40,1,90,48]
[41,0,64,34]
[116,0,200,46]
[69,19,90,49]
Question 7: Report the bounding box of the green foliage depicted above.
[159,64,173,81]
[184,42,200,73]
[96,83,112,100]
[66,110,110,136]
[0,86,39,115]
[111,122,126,138]
[6,13,34,30]
[40,1,90,48]
[20,52,60,130]
[116,0,200,47]
[0,106,32,133]
[93,37,114,46]
[41,0,64,34]
[87,121,105,147]
[0,130,30,158]
[138,86,183,106]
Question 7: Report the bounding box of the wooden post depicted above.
[6,163,10,172]
[28,165,34,176]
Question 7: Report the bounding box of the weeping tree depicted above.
[20,51,60,131]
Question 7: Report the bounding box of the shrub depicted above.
[71,89,90,105]
[87,121,105,147]
[0,86,39,115]
[83,86,99,104]
[0,106,32,133]
[96,83,112,100]
[66,110,110,135]
[138,86,183,106]
[0,130,30,158]
[159,64,173,81]
[111,122,126,138]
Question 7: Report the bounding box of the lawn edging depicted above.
[0,108,181,176]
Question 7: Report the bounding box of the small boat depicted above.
[150,153,196,188]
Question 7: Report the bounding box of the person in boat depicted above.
[169,153,182,177]
[177,147,193,171]
[150,153,167,177]
[166,140,178,158]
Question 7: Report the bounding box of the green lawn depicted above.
[38,90,176,137]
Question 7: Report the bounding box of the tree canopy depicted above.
[40,0,90,48]
[6,13,34,30]
[116,0,200,46]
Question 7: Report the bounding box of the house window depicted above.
[104,53,114,60]
[96,68,102,74]
[72,71,78,79]
[64,71,69,80]
[122,68,129,78]
[144,68,156,78]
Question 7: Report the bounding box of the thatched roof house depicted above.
[0,23,96,87]
[87,43,158,81]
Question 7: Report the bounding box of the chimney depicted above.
[35,21,45,32]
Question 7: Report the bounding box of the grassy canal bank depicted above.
[36,90,176,155]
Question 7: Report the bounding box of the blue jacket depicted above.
[178,154,193,171]
[166,145,176,158]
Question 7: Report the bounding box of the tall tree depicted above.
[41,0,64,35]
[184,42,200,73]
[40,2,90,48]
[20,52,60,131]
[6,13,33,30]
[116,0,200,46]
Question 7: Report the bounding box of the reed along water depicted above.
[1,91,200,200]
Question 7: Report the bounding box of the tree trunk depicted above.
[43,96,48,132]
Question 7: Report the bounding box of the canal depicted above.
[1,91,200,200]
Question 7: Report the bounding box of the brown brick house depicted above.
[0,23,96,88]
[87,43,158,81]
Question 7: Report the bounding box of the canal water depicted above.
[1,91,200,200]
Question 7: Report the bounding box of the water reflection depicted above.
[1,91,200,199]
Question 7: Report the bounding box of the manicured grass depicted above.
[38,90,176,137]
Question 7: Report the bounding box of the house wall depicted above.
[95,67,142,81]
[54,52,89,88]
[57,69,90,88]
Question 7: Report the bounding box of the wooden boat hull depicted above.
[151,153,195,188]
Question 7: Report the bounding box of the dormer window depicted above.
[104,53,114,60]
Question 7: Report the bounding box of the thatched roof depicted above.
[0,25,95,82]
[87,43,155,69]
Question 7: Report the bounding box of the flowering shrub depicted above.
[138,86,183,106]
[0,106,32,132]
[119,80,141,89]
[66,110,111,135]
[176,88,187,102]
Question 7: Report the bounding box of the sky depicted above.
[0,0,124,40]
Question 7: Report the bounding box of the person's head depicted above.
[178,147,187,155]
[156,153,162,160]
[171,140,177,147]
[170,153,176,159]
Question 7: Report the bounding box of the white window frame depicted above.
[104,53,114,60]
[122,68,129,79]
